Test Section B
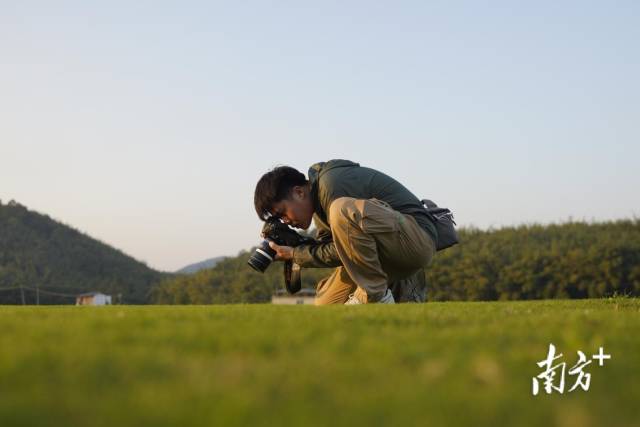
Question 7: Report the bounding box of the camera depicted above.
[247,217,312,294]
[248,217,311,273]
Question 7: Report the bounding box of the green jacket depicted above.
[292,159,438,268]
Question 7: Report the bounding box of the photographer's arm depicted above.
[268,240,341,268]
[292,241,342,268]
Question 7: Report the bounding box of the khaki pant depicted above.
[315,197,436,305]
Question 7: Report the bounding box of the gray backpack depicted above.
[421,199,459,251]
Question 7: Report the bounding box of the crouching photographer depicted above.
[250,160,458,305]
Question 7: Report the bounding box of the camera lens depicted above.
[247,240,277,273]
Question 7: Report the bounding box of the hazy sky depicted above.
[2,1,638,272]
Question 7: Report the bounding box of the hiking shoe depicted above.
[344,292,364,305]
[344,289,395,305]
[378,288,395,304]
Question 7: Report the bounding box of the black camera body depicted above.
[247,218,312,294]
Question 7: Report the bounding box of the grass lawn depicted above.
[1,298,638,427]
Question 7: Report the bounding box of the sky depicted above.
[2,1,639,272]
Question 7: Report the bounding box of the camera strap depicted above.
[284,261,302,294]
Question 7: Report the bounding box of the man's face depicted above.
[270,185,314,230]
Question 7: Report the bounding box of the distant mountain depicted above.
[0,200,171,304]
[176,256,226,274]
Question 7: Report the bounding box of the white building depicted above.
[271,288,315,305]
[76,292,112,306]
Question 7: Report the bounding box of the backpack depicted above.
[421,199,459,251]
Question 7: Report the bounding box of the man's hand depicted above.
[268,241,294,261]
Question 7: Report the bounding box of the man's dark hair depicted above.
[254,166,307,220]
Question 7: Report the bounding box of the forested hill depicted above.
[0,200,169,304]
[152,218,640,304]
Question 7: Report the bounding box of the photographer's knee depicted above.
[328,197,358,227]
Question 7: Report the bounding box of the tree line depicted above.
[151,218,640,303]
